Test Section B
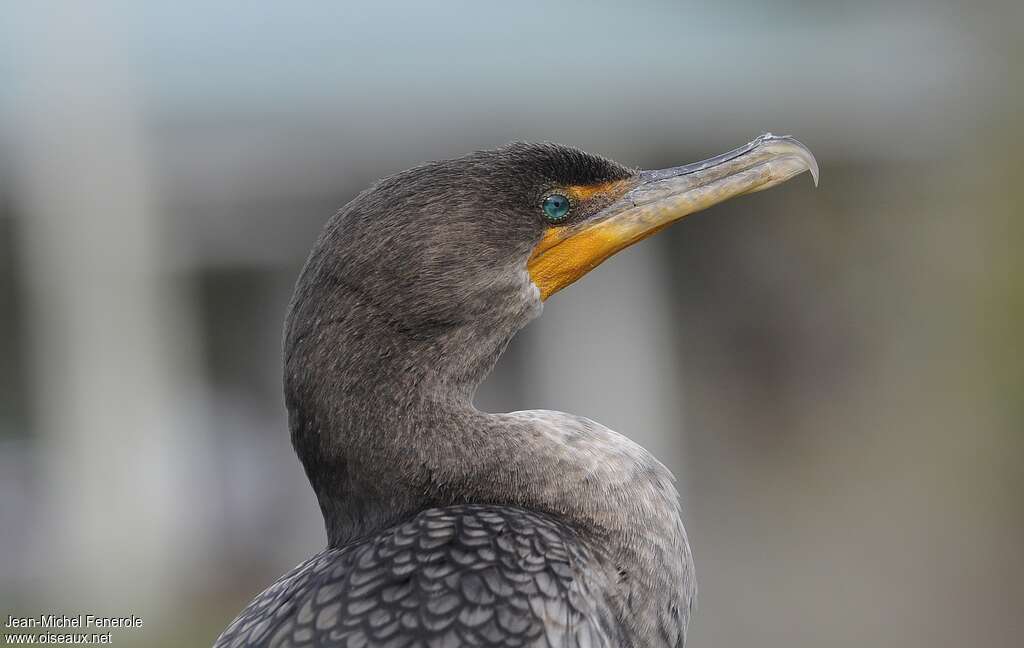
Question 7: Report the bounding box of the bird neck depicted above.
[285,289,695,641]
[284,269,543,543]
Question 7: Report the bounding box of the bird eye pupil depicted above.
[542,194,571,223]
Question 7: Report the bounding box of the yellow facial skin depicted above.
[528,135,819,300]
[528,208,641,301]
[563,179,635,203]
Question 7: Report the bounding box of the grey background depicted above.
[1,1,1021,646]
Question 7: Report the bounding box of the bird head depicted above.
[284,134,817,404]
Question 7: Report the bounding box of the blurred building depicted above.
[0,2,1021,646]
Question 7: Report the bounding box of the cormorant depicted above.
[215,134,818,648]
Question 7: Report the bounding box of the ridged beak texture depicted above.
[528,133,819,300]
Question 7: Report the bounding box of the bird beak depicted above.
[527,133,819,300]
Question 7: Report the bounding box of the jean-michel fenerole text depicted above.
[5,614,143,630]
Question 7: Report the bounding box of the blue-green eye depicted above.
[542,194,571,223]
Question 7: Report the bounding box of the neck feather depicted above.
[284,279,695,642]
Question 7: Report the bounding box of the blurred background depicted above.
[1,1,1021,646]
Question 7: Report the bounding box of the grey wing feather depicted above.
[214,505,617,648]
